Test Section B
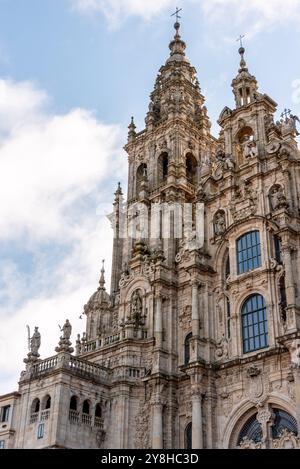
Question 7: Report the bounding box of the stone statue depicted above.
[242,135,258,158]
[30,326,41,356]
[215,335,229,359]
[269,185,288,211]
[75,334,81,356]
[214,211,226,236]
[131,290,143,322]
[61,319,72,340]
[224,154,235,170]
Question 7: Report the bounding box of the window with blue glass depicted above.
[242,294,268,353]
[37,423,44,439]
[236,231,261,274]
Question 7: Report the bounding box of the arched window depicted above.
[95,403,102,419]
[42,395,51,410]
[242,294,268,353]
[69,396,78,411]
[184,332,192,365]
[274,235,282,264]
[225,252,230,280]
[279,276,287,322]
[185,422,192,449]
[158,152,168,183]
[185,153,197,184]
[82,400,90,415]
[272,409,298,439]
[238,413,262,445]
[237,408,298,447]
[236,230,261,274]
[31,398,40,414]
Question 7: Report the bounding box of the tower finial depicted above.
[171,7,182,37]
[99,259,105,289]
[128,116,136,142]
[236,35,247,70]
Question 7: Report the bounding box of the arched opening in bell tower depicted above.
[185,153,197,184]
[158,152,169,184]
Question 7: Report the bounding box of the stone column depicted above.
[151,396,164,449]
[191,384,203,449]
[191,281,200,336]
[155,293,163,348]
[282,246,296,307]
[289,340,300,434]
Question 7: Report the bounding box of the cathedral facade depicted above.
[1,22,300,449]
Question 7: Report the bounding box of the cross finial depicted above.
[236,34,245,48]
[171,7,182,22]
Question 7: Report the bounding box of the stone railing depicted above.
[69,356,110,382]
[31,356,58,375]
[29,412,39,424]
[68,410,103,429]
[29,354,109,383]
[81,413,92,426]
[40,409,50,421]
[69,410,80,424]
[94,417,104,429]
[80,333,121,355]
[112,366,146,382]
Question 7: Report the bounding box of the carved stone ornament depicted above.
[134,400,151,449]
[213,211,226,236]
[269,185,288,211]
[238,437,262,449]
[272,429,299,449]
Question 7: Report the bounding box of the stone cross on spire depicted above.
[236,34,245,48]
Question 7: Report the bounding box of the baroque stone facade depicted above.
[1,22,300,449]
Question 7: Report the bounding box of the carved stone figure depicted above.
[30,327,41,356]
[241,135,258,158]
[214,211,226,236]
[61,319,72,340]
[215,336,229,359]
[269,185,288,211]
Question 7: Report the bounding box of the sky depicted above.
[0,0,300,395]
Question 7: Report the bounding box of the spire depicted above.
[231,44,259,108]
[167,18,188,64]
[99,259,105,290]
[128,116,136,142]
[114,181,122,196]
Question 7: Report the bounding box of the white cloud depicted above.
[0,79,127,394]
[71,0,178,27]
[202,0,300,38]
[71,0,300,37]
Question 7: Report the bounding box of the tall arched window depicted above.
[82,400,90,415]
[272,409,298,439]
[95,403,102,419]
[236,230,261,274]
[42,395,51,410]
[158,152,168,184]
[69,396,78,411]
[242,294,268,353]
[185,153,197,184]
[184,332,192,365]
[185,422,192,449]
[237,408,298,447]
[238,413,263,445]
[31,398,40,414]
